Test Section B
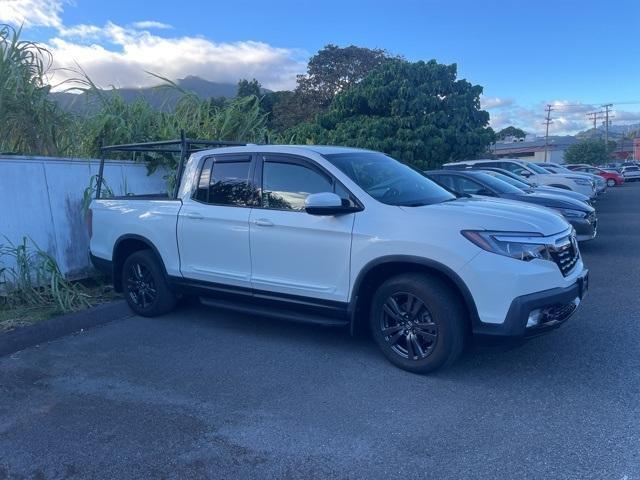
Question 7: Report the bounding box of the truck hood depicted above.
[401,197,570,236]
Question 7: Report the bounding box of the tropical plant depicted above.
[0,236,90,312]
[0,24,72,155]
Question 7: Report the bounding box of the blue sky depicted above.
[3,0,639,134]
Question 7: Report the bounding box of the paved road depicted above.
[2,184,639,480]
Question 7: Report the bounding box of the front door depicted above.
[249,154,356,303]
[178,153,256,288]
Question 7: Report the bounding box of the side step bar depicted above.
[199,297,350,328]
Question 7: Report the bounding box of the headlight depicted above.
[461,230,552,262]
[573,178,591,186]
[555,208,587,219]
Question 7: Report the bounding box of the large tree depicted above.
[236,78,261,98]
[287,59,495,169]
[564,138,610,165]
[496,126,526,140]
[267,44,392,133]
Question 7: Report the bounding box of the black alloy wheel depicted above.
[370,273,466,373]
[380,292,438,360]
[122,250,177,316]
[126,262,157,309]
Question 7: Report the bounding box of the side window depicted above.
[434,175,457,192]
[194,156,253,206]
[502,162,528,176]
[262,161,333,211]
[456,177,486,195]
[194,157,213,202]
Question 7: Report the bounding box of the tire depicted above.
[122,250,177,317]
[606,178,616,187]
[369,273,466,373]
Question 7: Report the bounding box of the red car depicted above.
[567,164,625,187]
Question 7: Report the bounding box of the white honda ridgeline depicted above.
[89,146,589,373]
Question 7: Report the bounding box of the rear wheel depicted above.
[370,273,466,373]
[606,178,616,187]
[122,250,177,317]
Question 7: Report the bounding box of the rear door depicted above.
[178,153,257,288]
[248,154,357,303]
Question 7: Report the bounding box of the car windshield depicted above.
[467,172,524,194]
[526,162,553,174]
[479,170,529,190]
[624,167,639,172]
[323,152,455,206]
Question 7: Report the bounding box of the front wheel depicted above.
[370,273,466,373]
[122,250,177,317]
[606,178,616,187]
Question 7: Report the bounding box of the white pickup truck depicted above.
[90,145,589,373]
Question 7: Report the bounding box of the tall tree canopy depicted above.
[236,78,261,98]
[496,126,526,140]
[266,44,391,132]
[288,59,494,169]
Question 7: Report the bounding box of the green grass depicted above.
[0,280,120,332]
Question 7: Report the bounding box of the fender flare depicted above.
[348,255,480,333]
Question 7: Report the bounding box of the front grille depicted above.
[550,234,579,276]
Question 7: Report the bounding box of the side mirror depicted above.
[305,192,359,216]
[476,188,495,197]
[520,170,532,178]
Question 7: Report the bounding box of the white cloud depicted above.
[0,0,67,28]
[481,96,514,109]
[487,99,640,136]
[46,22,305,91]
[1,1,305,91]
[131,21,172,30]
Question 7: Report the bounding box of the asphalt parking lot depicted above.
[1,183,639,480]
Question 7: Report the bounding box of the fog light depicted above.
[527,309,543,327]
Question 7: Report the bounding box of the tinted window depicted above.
[324,152,455,206]
[194,157,214,202]
[262,161,333,211]
[209,161,252,205]
[194,156,252,206]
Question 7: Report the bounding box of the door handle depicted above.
[253,218,274,227]
[185,212,204,220]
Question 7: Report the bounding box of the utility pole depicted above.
[586,111,605,132]
[543,104,554,162]
[602,104,613,148]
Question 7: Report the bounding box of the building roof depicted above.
[491,136,578,154]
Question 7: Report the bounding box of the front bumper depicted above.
[472,269,589,337]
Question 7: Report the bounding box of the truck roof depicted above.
[194,144,375,156]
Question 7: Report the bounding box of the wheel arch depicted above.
[348,256,480,335]
[112,234,168,292]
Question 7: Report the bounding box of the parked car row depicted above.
[90,146,594,374]
[425,169,597,241]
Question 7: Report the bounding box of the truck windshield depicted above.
[324,152,455,206]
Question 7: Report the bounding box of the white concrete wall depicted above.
[0,155,167,279]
